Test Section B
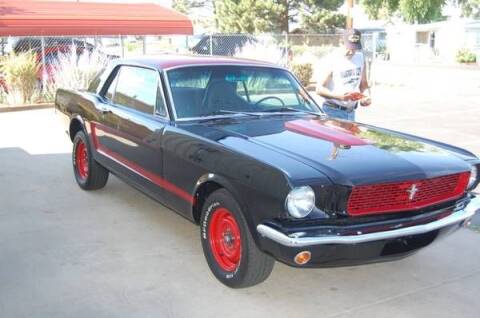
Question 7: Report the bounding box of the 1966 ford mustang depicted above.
[56,55,480,288]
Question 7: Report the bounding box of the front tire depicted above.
[72,130,109,190]
[200,189,274,288]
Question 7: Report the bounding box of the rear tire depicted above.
[200,189,274,288]
[72,130,109,190]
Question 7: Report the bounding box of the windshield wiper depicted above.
[193,109,263,123]
[217,109,264,117]
[261,107,325,117]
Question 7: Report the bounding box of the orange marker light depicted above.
[294,251,311,265]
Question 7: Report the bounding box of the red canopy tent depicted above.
[0,0,194,36]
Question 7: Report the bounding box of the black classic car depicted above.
[55,55,480,288]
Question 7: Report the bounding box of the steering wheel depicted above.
[254,96,285,107]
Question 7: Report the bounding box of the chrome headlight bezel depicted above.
[285,186,315,218]
[468,164,478,190]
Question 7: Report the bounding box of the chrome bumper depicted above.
[257,196,480,247]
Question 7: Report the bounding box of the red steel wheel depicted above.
[72,130,109,190]
[201,189,275,287]
[208,207,242,272]
[75,140,89,180]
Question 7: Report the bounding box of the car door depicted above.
[93,65,169,199]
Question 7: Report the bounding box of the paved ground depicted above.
[1,65,480,317]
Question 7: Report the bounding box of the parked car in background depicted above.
[13,37,95,84]
[190,34,257,56]
[56,55,480,288]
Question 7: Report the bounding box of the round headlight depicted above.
[286,186,315,218]
[468,165,478,189]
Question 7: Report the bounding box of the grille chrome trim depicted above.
[347,172,470,216]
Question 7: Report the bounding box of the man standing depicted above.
[316,29,371,121]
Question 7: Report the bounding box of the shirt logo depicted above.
[348,34,360,43]
[406,184,419,200]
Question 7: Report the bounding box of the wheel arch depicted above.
[192,173,246,225]
[69,115,86,141]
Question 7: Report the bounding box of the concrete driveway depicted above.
[1,75,480,317]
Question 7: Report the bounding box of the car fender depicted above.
[192,172,265,236]
[193,172,246,213]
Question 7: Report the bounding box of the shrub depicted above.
[291,44,335,60]
[456,48,477,64]
[0,52,40,104]
[291,63,313,86]
[0,88,6,105]
[44,48,110,101]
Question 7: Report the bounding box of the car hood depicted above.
[182,116,472,186]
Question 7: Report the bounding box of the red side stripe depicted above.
[90,122,194,205]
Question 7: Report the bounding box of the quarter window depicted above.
[113,66,158,114]
[104,70,118,100]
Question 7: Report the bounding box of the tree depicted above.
[215,0,345,33]
[300,0,346,32]
[172,0,217,32]
[215,0,285,33]
[361,0,399,19]
[361,0,445,23]
[399,0,445,23]
[458,0,480,18]
[172,0,204,15]
[301,9,346,33]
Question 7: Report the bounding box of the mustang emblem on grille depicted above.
[406,184,419,200]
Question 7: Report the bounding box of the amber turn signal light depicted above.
[294,251,311,265]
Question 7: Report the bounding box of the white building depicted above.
[386,19,480,64]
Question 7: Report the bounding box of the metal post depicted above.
[142,36,147,55]
[120,35,125,58]
[94,35,100,50]
[346,0,354,29]
[209,34,213,56]
[40,36,46,93]
[284,32,289,67]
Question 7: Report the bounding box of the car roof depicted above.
[113,54,281,71]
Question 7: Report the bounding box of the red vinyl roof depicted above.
[0,0,193,36]
[126,55,275,70]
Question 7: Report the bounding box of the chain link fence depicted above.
[0,33,377,59]
[0,33,379,105]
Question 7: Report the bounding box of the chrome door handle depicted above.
[100,107,112,114]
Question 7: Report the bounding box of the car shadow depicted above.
[1,146,480,317]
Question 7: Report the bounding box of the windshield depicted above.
[166,66,321,119]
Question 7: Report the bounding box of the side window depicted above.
[88,68,106,93]
[113,66,158,114]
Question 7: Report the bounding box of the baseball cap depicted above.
[343,29,362,50]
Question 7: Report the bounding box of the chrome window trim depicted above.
[162,69,177,121]
[173,112,321,123]
[162,63,288,72]
[154,70,169,119]
[163,63,323,121]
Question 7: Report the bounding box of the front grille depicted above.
[347,172,470,216]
